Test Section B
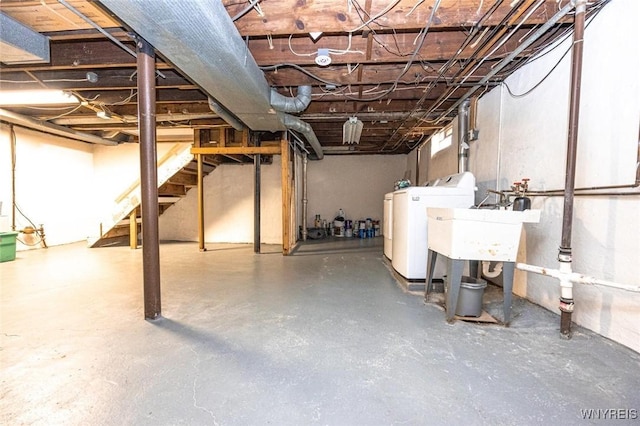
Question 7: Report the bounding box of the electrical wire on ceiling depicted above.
[231,0,263,21]
[259,63,342,86]
[380,0,539,151]
[501,1,607,98]
[347,0,403,33]
[348,0,411,58]
[340,0,444,102]
[456,0,547,88]
[100,89,138,106]
[42,104,84,121]
[287,33,364,56]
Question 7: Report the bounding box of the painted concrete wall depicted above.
[468,0,640,352]
[0,125,94,249]
[305,155,407,228]
[159,157,283,244]
[0,129,192,250]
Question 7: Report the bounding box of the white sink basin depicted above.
[427,208,541,261]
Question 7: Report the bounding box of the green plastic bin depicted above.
[0,232,19,262]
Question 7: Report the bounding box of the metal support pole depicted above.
[301,153,308,241]
[558,0,587,338]
[254,135,261,253]
[197,153,206,251]
[136,36,161,320]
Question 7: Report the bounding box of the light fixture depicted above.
[343,117,363,144]
[0,89,79,106]
[315,48,331,66]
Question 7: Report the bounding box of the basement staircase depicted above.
[88,144,235,248]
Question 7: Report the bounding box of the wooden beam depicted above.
[226,0,566,36]
[281,136,291,255]
[191,146,282,155]
[129,209,137,250]
[249,29,538,66]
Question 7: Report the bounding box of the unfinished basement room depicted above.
[1,0,639,424]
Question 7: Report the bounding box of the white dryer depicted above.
[383,192,394,260]
[391,172,475,280]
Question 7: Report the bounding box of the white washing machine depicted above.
[383,192,394,260]
[391,172,476,280]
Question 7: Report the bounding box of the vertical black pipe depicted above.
[558,0,586,337]
[253,134,261,253]
[136,36,161,320]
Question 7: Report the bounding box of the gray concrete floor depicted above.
[1,238,639,425]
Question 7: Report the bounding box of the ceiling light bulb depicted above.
[0,90,79,106]
[315,48,331,66]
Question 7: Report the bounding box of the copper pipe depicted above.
[136,36,161,320]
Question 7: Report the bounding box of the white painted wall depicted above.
[159,158,283,244]
[468,0,640,352]
[91,142,191,230]
[305,155,407,227]
[0,125,94,249]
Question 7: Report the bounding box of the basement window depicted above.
[430,125,453,157]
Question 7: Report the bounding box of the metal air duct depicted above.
[208,98,245,132]
[97,0,281,131]
[278,113,324,160]
[458,99,470,173]
[97,1,324,159]
[270,85,323,159]
[270,86,312,113]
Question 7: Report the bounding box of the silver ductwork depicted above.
[270,85,323,159]
[97,0,323,159]
[458,99,470,173]
[97,0,281,131]
[278,113,324,160]
[0,108,117,146]
[208,98,245,131]
[270,86,312,113]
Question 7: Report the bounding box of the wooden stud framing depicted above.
[129,209,137,249]
[191,146,281,155]
[281,135,291,255]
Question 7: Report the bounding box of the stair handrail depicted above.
[88,143,194,245]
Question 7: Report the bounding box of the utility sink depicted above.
[426,208,541,261]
